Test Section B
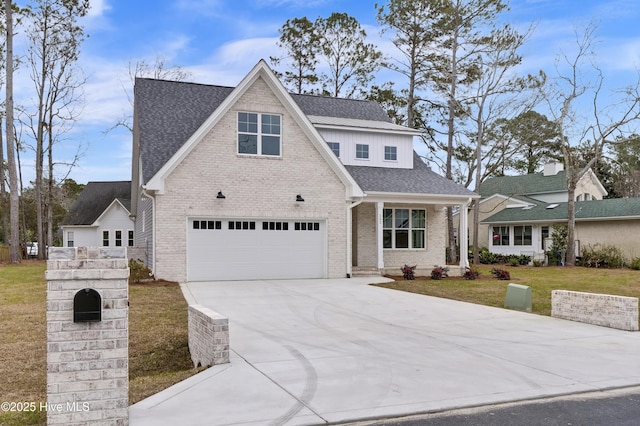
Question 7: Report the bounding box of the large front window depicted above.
[238,112,281,156]
[514,225,532,246]
[383,208,426,249]
[492,226,509,246]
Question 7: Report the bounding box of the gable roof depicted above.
[479,171,568,198]
[63,181,131,226]
[482,197,640,224]
[140,60,363,198]
[135,65,396,186]
[345,152,477,200]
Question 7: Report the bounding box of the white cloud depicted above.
[87,0,111,17]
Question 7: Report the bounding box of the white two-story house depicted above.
[131,60,477,282]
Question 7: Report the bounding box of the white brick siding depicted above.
[153,77,348,282]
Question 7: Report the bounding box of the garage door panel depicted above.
[187,219,326,281]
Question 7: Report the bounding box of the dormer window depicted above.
[327,142,340,157]
[384,146,397,161]
[356,144,369,159]
[238,112,281,156]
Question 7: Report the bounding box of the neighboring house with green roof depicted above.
[468,162,640,262]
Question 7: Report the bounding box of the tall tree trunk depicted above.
[446,28,460,264]
[47,125,54,254]
[5,0,20,263]
[0,121,8,245]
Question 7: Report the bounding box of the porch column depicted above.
[376,201,384,270]
[459,199,470,269]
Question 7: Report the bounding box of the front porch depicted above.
[350,199,470,278]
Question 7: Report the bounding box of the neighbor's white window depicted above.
[115,230,123,247]
[238,112,281,156]
[67,231,74,247]
[102,230,110,246]
[513,225,532,246]
[384,146,397,161]
[492,226,509,246]
[383,208,426,249]
[356,143,369,159]
[128,230,134,247]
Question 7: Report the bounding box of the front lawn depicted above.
[376,265,640,316]
[0,261,200,426]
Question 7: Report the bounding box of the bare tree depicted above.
[4,0,19,262]
[111,55,192,133]
[26,0,89,257]
[548,24,640,266]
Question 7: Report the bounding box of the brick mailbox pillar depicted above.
[46,247,129,425]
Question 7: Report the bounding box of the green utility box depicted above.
[504,283,532,312]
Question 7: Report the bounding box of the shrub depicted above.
[490,268,511,280]
[463,267,479,280]
[431,265,449,280]
[630,258,640,271]
[509,258,519,267]
[533,260,543,267]
[580,244,625,268]
[402,264,416,280]
[129,258,153,283]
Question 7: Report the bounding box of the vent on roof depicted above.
[546,203,559,209]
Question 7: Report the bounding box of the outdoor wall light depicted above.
[216,191,226,199]
[296,194,305,202]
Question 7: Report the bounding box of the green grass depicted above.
[0,261,200,425]
[376,265,640,317]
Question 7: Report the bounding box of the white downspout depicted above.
[141,187,156,277]
[459,197,472,270]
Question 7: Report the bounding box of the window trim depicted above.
[382,208,427,250]
[327,141,340,158]
[237,112,282,157]
[492,226,509,246]
[513,225,532,246]
[384,145,398,161]
[355,143,369,160]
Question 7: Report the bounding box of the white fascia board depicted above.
[364,191,478,205]
[94,199,133,226]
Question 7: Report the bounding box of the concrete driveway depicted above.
[130,277,640,426]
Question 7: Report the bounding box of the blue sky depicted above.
[12,0,640,185]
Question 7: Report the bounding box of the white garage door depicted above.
[187,218,326,281]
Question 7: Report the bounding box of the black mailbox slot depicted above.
[73,288,102,322]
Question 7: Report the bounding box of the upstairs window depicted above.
[128,230,134,247]
[327,142,340,157]
[238,112,281,156]
[67,231,74,247]
[102,230,110,247]
[356,144,369,159]
[384,146,397,161]
[115,230,122,247]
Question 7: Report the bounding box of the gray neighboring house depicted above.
[61,181,135,250]
[131,60,477,282]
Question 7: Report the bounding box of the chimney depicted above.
[543,162,564,176]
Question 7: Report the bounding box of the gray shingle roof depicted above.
[479,171,567,197]
[482,197,640,223]
[345,152,477,197]
[135,78,394,184]
[63,181,131,226]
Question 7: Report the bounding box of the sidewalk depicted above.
[130,278,640,425]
